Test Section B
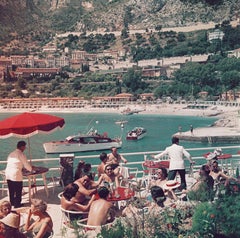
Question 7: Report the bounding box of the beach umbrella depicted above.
[0,112,65,161]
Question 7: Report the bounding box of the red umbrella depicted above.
[0,112,65,161]
[0,112,65,138]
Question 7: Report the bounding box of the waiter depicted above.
[5,141,32,208]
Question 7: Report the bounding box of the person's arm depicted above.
[20,153,32,172]
[183,149,195,164]
[24,209,36,232]
[73,194,96,212]
[120,155,127,164]
[78,183,97,197]
[151,149,168,160]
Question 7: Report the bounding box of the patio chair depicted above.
[60,206,89,230]
[77,218,115,236]
[0,170,8,197]
[46,167,64,194]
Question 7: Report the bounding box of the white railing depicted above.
[0,145,239,177]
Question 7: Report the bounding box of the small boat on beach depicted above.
[126,127,147,140]
[43,129,122,154]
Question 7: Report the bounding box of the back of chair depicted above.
[77,218,114,235]
[60,206,88,229]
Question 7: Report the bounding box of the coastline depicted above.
[1,103,239,143]
[0,102,238,118]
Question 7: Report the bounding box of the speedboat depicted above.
[43,130,122,154]
[126,127,147,140]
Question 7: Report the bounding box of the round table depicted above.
[23,166,49,201]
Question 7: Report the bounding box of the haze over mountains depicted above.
[0,0,239,39]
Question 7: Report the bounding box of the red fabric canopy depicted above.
[0,112,65,139]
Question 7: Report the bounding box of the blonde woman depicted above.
[24,198,53,238]
[0,200,11,219]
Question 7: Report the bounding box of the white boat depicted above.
[115,120,128,125]
[126,127,147,140]
[43,130,122,154]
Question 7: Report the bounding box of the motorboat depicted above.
[126,127,147,140]
[43,130,122,154]
[115,120,128,125]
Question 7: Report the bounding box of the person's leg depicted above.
[14,181,23,208]
[7,180,15,206]
[178,169,187,190]
[168,170,177,180]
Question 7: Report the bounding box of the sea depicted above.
[0,112,236,170]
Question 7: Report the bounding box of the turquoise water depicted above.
[0,112,235,169]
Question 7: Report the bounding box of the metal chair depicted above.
[0,170,8,197]
[77,218,115,236]
[46,167,64,194]
[60,206,89,230]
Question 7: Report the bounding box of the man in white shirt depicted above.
[152,137,194,190]
[5,141,32,208]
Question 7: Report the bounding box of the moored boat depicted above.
[126,127,147,140]
[43,130,122,154]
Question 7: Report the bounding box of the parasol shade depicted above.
[0,112,65,139]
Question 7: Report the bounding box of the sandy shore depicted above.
[1,103,239,129]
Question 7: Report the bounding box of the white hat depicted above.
[163,180,180,190]
[0,212,20,228]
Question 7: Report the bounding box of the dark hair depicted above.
[84,172,94,180]
[158,167,168,178]
[17,141,26,149]
[150,186,166,207]
[98,186,109,199]
[100,152,108,162]
[63,183,79,201]
[77,161,85,169]
[171,137,179,144]
[201,164,210,175]
[83,163,91,173]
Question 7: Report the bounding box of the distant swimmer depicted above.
[190,125,193,135]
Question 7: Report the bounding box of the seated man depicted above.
[97,152,108,178]
[74,173,98,204]
[61,183,95,212]
[100,164,121,188]
[210,160,237,187]
[107,147,127,170]
[87,186,115,226]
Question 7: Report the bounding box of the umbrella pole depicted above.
[27,137,32,165]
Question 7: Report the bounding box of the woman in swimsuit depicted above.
[24,198,53,238]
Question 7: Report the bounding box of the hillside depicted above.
[0,0,239,50]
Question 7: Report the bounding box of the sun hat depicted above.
[163,180,180,190]
[0,212,20,228]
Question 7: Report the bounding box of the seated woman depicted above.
[0,212,26,238]
[149,185,178,211]
[183,164,214,202]
[150,167,168,188]
[100,164,121,188]
[210,160,237,187]
[24,198,53,238]
[0,200,11,219]
[61,183,95,220]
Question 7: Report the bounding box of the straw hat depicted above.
[0,212,20,228]
[163,180,180,190]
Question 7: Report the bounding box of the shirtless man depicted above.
[87,186,115,226]
[107,147,127,170]
[97,152,108,178]
[74,173,97,204]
